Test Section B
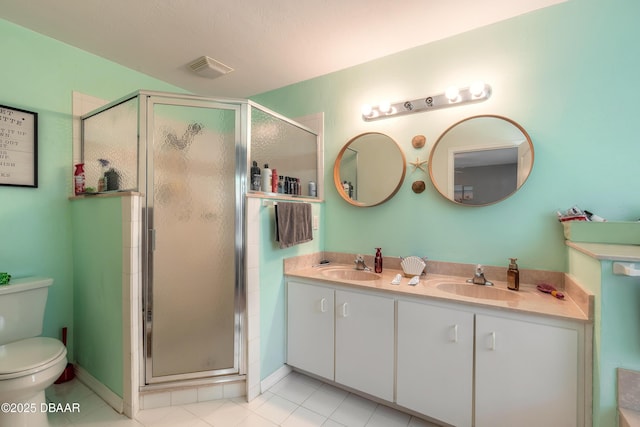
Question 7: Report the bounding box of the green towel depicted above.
[0,272,11,285]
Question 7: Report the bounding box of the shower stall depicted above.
[81,90,319,390]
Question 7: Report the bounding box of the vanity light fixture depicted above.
[378,100,394,114]
[445,86,460,102]
[361,82,491,121]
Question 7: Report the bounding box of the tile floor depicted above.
[45,371,440,427]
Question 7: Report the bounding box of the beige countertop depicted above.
[286,264,592,323]
[566,241,640,262]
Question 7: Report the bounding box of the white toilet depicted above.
[0,277,68,427]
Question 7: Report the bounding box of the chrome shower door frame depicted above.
[141,93,246,385]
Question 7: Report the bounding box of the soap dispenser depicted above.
[507,258,520,291]
[374,248,383,273]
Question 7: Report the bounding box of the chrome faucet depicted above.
[467,264,494,286]
[354,255,371,271]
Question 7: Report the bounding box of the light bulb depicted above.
[470,81,486,97]
[361,104,373,117]
[445,86,460,102]
[379,101,392,114]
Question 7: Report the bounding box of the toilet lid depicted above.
[0,337,66,375]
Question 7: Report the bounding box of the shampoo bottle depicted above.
[278,176,284,193]
[251,161,261,191]
[507,258,520,291]
[374,248,383,273]
[261,164,272,193]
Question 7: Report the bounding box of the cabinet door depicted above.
[335,289,395,401]
[287,281,334,380]
[475,314,578,427]
[396,300,474,427]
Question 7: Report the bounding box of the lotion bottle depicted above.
[374,248,383,273]
[507,258,520,291]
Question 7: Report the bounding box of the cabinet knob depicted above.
[489,331,496,351]
[341,302,349,318]
[320,298,327,313]
[451,324,459,343]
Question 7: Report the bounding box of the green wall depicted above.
[251,0,640,424]
[0,18,182,359]
[71,197,124,397]
[259,202,323,378]
[569,248,640,427]
[252,0,640,272]
[3,1,640,424]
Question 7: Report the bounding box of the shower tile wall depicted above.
[246,196,262,401]
[122,194,142,417]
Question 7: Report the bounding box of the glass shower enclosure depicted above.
[81,90,319,387]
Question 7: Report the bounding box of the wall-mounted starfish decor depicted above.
[410,157,428,172]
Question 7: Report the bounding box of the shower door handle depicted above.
[149,229,156,251]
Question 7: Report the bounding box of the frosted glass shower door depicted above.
[146,99,242,383]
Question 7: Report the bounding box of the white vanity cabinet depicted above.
[286,281,395,401]
[287,278,586,426]
[475,313,578,427]
[286,281,335,380]
[335,289,395,401]
[397,298,582,427]
[396,300,474,427]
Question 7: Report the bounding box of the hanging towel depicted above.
[275,202,313,248]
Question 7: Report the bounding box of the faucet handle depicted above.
[475,264,484,275]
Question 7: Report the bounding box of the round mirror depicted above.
[333,132,406,207]
[428,115,534,206]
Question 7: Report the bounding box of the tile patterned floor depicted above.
[45,371,440,426]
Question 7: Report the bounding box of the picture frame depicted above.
[0,104,38,187]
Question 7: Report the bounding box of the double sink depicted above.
[320,267,519,302]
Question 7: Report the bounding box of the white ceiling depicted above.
[0,0,565,98]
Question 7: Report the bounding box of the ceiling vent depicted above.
[188,56,234,79]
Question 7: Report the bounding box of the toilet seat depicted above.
[0,337,66,380]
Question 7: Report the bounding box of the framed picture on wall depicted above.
[0,104,38,188]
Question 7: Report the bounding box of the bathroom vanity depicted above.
[285,258,592,427]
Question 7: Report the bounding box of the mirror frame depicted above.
[333,132,406,207]
[428,115,534,207]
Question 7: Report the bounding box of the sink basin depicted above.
[436,282,520,301]
[321,268,381,281]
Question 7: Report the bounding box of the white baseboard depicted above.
[74,364,124,413]
[260,365,292,393]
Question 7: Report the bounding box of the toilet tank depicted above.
[0,277,53,345]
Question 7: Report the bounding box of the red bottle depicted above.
[374,248,383,273]
[74,163,85,195]
[271,168,278,193]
